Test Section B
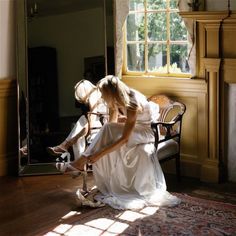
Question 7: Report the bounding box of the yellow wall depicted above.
[0,0,16,78]
[123,11,236,183]
[0,1,18,176]
[28,8,105,117]
[122,76,208,179]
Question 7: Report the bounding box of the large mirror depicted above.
[16,0,114,175]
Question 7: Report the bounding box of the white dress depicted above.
[83,90,181,210]
[66,98,108,160]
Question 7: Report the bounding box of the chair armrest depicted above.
[151,119,180,149]
[87,112,108,116]
[156,121,178,138]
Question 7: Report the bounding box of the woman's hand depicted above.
[87,153,102,164]
[80,108,138,165]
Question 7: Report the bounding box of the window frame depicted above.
[123,0,191,78]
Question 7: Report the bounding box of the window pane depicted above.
[147,0,166,10]
[148,43,167,72]
[129,0,144,11]
[127,43,145,71]
[127,13,145,41]
[170,0,178,9]
[125,0,190,76]
[170,12,187,41]
[148,13,167,41]
[170,44,190,73]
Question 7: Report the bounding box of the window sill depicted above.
[122,75,207,95]
[122,74,193,80]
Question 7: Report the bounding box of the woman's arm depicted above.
[70,123,89,144]
[109,106,119,122]
[88,108,137,163]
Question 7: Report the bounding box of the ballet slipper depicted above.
[47,146,67,156]
[55,162,87,178]
[76,188,105,208]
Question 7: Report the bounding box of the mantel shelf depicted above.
[179,11,236,22]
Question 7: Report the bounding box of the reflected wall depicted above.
[17,0,114,175]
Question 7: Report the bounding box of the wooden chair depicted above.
[148,95,186,181]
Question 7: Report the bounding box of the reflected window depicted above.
[125,0,190,76]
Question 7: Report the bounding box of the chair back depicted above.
[148,94,186,147]
[148,94,186,181]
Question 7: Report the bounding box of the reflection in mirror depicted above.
[17,0,114,175]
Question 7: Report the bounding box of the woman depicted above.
[64,75,181,209]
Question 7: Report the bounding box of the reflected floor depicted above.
[20,163,62,176]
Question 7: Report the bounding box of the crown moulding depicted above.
[179,11,236,22]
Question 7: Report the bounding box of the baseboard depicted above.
[0,152,18,176]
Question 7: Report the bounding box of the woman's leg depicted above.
[70,122,124,170]
[48,116,88,155]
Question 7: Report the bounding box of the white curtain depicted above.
[114,0,130,78]
[178,0,196,77]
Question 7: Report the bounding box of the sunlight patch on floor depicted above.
[117,210,146,222]
[140,206,159,215]
[44,206,159,235]
[65,224,104,235]
[117,206,158,222]
[61,211,81,220]
[44,232,61,236]
[45,224,73,235]
[44,218,128,235]
[85,218,129,234]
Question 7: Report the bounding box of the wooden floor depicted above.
[0,173,235,236]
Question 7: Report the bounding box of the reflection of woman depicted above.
[19,91,28,157]
[47,79,107,159]
[63,75,181,210]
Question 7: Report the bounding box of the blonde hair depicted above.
[74,79,103,111]
[97,75,139,110]
[74,79,96,103]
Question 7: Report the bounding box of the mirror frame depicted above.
[16,0,110,176]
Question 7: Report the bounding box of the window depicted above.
[124,0,190,76]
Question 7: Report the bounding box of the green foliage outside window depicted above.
[126,0,190,75]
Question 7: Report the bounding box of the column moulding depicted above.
[201,58,221,182]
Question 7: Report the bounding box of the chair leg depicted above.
[176,155,181,181]
[82,171,88,193]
